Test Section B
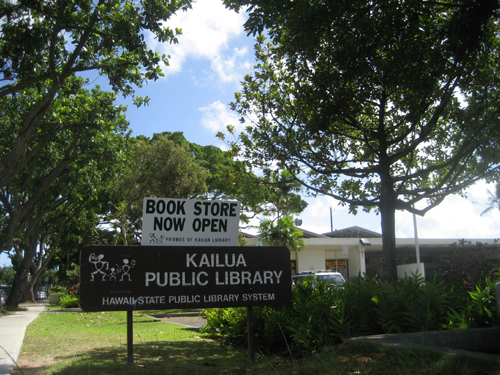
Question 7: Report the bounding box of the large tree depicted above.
[163,132,308,224]
[2,83,129,307]
[106,134,209,245]
[261,170,308,220]
[0,0,192,251]
[223,0,500,280]
[0,78,129,250]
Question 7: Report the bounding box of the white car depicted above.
[0,290,6,307]
[292,270,346,290]
[37,291,47,299]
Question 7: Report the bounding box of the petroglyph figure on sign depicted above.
[119,258,136,281]
[149,233,164,244]
[89,253,109,281]
[108,267,121,281]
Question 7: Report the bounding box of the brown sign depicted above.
[326,260,346,267]
[80,245,292,312]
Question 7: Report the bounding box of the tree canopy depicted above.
[479,182,500,217]
[223,0,500,280]
[163,132,308,225]
[0,0,192,216]
[106,134,209,245]
[1,82,129,307]
[0,0,193,307]
[259,216,305,252]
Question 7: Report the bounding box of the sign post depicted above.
[80,245,292,364]
[80,246,291,311]
[127,310,133,365]
[80,198,291,365]
[247,306,255,364]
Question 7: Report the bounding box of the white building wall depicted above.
[296,248,326,272]
[397,263,425,279]
[244,233,499,280]
[348,245,367,278]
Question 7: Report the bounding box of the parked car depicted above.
[292,270,346,290]
[37,291,47,299]
[0,285,10,307]
[0,289,6,307]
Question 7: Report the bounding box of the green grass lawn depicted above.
[13,310,500,375]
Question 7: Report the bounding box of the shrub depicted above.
[446,275,500,329]
[201,307,248,346]
[201,272,500,357]
[334,276,381,337]
[284,280,342,356]
[438,240,499,291]
[202,280,343,357]
[59,295,80,308]
[373,274,450,333]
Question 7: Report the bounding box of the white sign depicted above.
[342,245,349,259]
[142,198,241,247]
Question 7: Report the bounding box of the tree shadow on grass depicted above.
[40,332,249,375]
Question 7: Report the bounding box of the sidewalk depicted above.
[0,301,47,375]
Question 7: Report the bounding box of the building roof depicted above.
[240,231,258,238]
[322,226,382,239]
[297,228,329,239]
[240,228,328,239]
[241,226,499,256]
[241,226,382,239]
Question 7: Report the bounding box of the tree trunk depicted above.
[380,201,397,282]
[379,153,398,282]
[6,266,32,308]
[121,210,128,246]
[29,243,58,301]
[7,234,38,308]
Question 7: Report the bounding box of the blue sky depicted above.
[1,0,499,266]
[115,0,252,147]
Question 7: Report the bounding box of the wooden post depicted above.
[127,311,133,365]
[247,306,255,364]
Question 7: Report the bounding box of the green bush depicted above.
[372,274,450,333]
[59,295,80,308]
[201,273,500,357]
[202,280,343,357]
[201,307,248,346]
[334,276,381,337]
[284,280,342,355]
[446,275,500,329]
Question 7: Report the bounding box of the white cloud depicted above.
[296,181,500,239]
[199,100,240,133]
[149,0,251,83]
[307,197,333,220]
[295,195,381,235]
[397,181,500,239]
[211,46,251,83]
[466,180,496,206]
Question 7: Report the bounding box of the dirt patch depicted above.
[11,354,58,375]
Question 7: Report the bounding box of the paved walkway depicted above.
[0,302,46,375]
[160,315,206,329]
